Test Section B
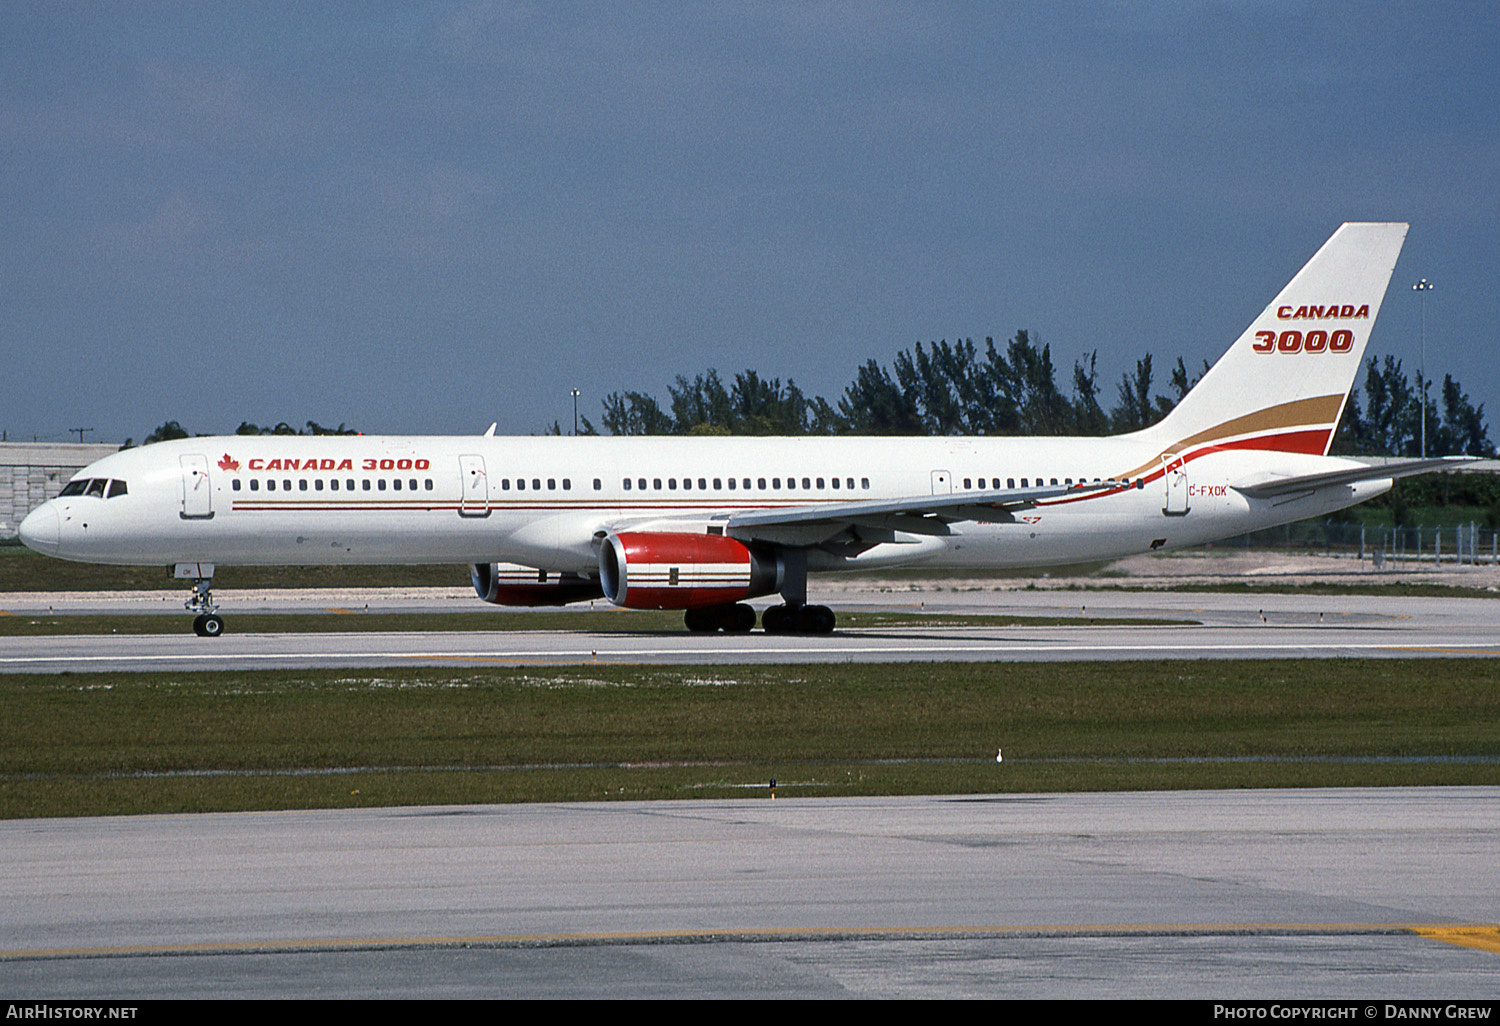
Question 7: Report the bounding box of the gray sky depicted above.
[3,1,1497,442]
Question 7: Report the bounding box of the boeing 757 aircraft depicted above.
[19,222,1461,636]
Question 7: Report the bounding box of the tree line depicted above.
[577,332,1493,457]
[130,335,1494,460]
[130,420,359,447]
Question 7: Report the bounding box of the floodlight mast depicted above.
[1413,278,1433,457]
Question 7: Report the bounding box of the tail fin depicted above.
[1134,222,1408,457]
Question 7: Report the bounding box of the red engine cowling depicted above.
[471,562,604,606]
[598,532,779,610]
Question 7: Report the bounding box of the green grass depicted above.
[2,659,1495,818]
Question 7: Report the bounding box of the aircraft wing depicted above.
[715,480,1118,546]
[1231,457,1476,500]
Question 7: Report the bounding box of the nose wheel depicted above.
[185,576,225,637]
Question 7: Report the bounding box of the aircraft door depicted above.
[1162,454,1189,516]
[179,454,213,519]
[459,454,490,517]
[931,470,952,494]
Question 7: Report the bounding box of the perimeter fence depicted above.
[1210,519,1500,568]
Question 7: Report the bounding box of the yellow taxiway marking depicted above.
[6,922,1497,961]
[1415,926,1500,955]
[1392,647,1500,656]
[325,607,359,615]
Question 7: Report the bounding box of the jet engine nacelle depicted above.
[471,562,605,606]
[598,531,779,610]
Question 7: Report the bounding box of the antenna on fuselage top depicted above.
[483,423,496,437]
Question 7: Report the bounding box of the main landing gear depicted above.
[186,576,224,637]
[761,603,836,634]
[682,548,835,634]
[683,602,837,634]
[684,603,757,633]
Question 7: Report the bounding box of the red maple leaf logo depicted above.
[217,453,240,472]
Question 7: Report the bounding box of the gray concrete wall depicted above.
[0,442,121,539]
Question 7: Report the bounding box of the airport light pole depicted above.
[570,388,580,436]
[1413,278,1433,457]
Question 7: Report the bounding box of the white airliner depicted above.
[19,222,1461,636]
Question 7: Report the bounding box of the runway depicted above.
[5,587,1500,671]
[2,789,1496,998]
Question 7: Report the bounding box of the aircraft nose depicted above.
[18,502,59,555]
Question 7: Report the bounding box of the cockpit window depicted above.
[58,477,127,499]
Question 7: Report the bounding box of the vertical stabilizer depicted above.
[1133,222,1408,457]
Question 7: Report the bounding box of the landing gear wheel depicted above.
[761,604,791,634]
[193,613,224,638]
[684,607,718,633]
[798,604,836,634]
[685,603,761,633]
[762,603,836,634]
[727,603,756,633]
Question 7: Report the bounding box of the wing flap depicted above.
[722,480,1115,536]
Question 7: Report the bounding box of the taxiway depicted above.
[2,789,1496,998]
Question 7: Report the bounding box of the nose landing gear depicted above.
[181,570,224,637]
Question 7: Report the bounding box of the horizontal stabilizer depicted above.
[1231,457,1475,499]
